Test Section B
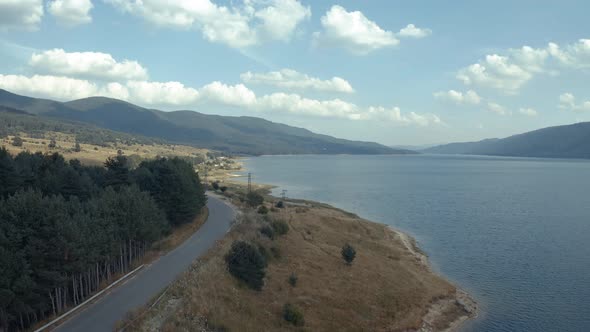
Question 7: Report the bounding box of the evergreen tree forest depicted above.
[0,147,206,331]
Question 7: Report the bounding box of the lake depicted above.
[239,154,590,331]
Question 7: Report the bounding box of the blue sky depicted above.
[1,0,589,146]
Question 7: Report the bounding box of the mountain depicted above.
[425,122,590,159]
[0,89,412,155]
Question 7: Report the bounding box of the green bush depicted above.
[275,201,285,208]
[246,191,264,207]
[283,303,304,326]
[257,205,269,214]
[270,246,281,259]
[341,243,356,265]
[260,225,275,239]
[225,241,267,290]
[271,219,289,236]
[12,136,23,147]
[288,273,298,287]
[212,181,219,190]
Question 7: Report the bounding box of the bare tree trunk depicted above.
[48,291,56,317]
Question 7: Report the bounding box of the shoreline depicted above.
[217,163,478,331]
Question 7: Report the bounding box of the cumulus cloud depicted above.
[457,54,532,94]
[487,102,509,115]
[397,24,432,38]
[0,73,441,126]
[48,0,93,26]
[125,81,200,105]
[105,0,310,48]
[200,81,257,107]
[433,89,481,105]
[241,69,354,93]
[548,39,590,68]
[559,92,590,112]
[0,0,44,31]
[0,74,100,100]
[29,49,148,81]
[518,107,538,117]
[457,39,590,93]
[313,5,399,55]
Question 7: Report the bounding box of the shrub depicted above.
[288,273,298,287]
[48,139,57,149]
[220,186,228,192]
[270,246,281,259]
[271,219,289,236]
[341,243,356,265]
[257,205,269,214]
[275,201,285,208]
[12,136,23,147]
[246,191,264,207]
[260,225,275,239]
[212,181,219,190]
[74,141,81,152]
[283,303,304,326]
[225,241,267,290]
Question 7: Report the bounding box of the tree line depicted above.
[0,147,206,331]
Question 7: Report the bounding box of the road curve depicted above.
[55,194,235,332]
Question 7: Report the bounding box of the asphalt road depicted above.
[55,194,235,332]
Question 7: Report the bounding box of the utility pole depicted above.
[247,172,252,193]
[281,189,287,201]
[204,166,208,190]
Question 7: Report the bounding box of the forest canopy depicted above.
[0,148,206,331]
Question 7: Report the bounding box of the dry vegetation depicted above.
[123,185,476,332]
[2,132,208,166]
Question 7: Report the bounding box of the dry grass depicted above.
[1,133,208,166]
[127,187,475,332]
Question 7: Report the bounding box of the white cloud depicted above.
[254,0,311,42]
[548,39,590,68]
[397,24,432,38]
[457,54,532,94]
[509,45,549,73]
[0,0,43,31]
[487,102,509,115]
[518,107,538,117]
[106,0,310,49]
[0,74,99,100]
[0,73,440,126]
[125,81,200,105]
[241,69,354,93]
[457,39,590,93]
[200,81,256,107]
[559,92,590,112]
[434,89,480,105]
[48,0,93,26]
[313,5,399,55]
[29,49,148,81]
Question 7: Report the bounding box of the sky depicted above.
[1,0,589,146]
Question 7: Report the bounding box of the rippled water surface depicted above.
[239,154,590,331]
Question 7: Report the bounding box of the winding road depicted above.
[54,194,235,332]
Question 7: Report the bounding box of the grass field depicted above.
[2,132,208,166]
[122,185,476,332]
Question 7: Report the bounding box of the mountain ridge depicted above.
[0,89,412,156]
[425,122,590,159]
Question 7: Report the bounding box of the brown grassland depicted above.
[2,132,208,166]
[122,184,476,332]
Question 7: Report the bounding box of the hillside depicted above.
[0,89,410,156]
[425,122,590,159]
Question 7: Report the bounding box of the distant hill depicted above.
[425,122,590,159]
[0,89,412,156]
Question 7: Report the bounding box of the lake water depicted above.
[239,154,590,332]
